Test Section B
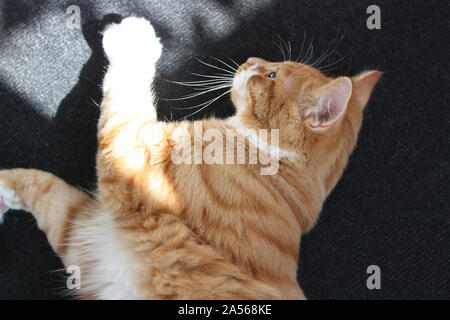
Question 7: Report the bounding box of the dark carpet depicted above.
[0,0,448,299]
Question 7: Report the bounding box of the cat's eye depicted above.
[268,72,276,78]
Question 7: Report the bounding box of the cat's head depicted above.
[231,57,381,184]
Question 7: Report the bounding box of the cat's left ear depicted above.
[351,70,383,110]
[309,77,352,131]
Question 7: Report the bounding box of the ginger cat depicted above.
[0,17,381,299]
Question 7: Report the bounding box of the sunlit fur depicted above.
[0,17,381,299]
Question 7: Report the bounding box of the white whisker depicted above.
[311,27,348,69]
[303,40,315,66]
[195,57,235,75]
[190,72,233,80]
[162,84,232,101]
[226,56,241,69]
[165,79,231,87]
[89,97,100,107]
[164,57,237,118]
[173,89,231,111]
[296,31,308,62]
[274,42,286,61]
[318,48,354,72]
[190,81,232,91]
[180,89,231,118]
[209,56,238,72]
[277,34,292,61]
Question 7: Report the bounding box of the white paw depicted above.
[0,180,21,223]
[102,17,162,67]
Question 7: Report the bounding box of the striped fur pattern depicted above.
[0,17,381,299]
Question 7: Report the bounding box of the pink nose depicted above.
[246,57,268,66]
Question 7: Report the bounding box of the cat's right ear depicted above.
[351,70,383,110]
[309,77,352,132]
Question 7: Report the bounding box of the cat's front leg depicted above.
[97,17,164,209]
[100,17,162,128]
[98,17,163,159]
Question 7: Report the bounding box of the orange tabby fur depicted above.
[0,17,381,299]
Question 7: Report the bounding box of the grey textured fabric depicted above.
[0,0,448,299]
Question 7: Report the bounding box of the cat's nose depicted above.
[246,57,268,66]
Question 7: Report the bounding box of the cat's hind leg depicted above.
[0,169,95,257]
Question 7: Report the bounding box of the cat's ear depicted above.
[309,77,352,131]
[351,70,383,110]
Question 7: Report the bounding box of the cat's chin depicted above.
[232,65,258,97]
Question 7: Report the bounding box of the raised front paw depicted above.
[0,176,22,222]
[102,17,162,67]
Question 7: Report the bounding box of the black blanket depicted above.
[0,0,448,299]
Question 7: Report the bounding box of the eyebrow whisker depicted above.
[296,31,308,62]
[274,41,287,61]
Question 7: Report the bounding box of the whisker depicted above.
[173,89,231,111]
[209,56,238,72]
[192,82,232,91]
[164,56,236,119]
[161,84,232,101]
[190,72,233,80]
[164,79,232,87]
[314,28,342,66]
[226,56,241,69]
[274,42,286,61]
[312,27,348,69]
[303,39,315,66]
[277,34,291,61]
[165,78,231,84]
[89,97,100,107]
[288,40,292,61]
[308,33,328,68]
[195,57,235,75]
[296,31,307,62]
[298,39,311,64]
[317,47,355,72]
[180,89,231,119]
